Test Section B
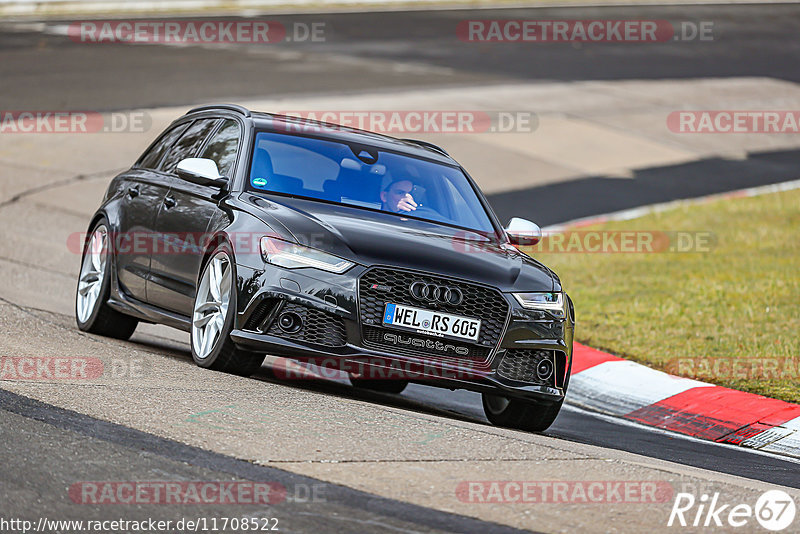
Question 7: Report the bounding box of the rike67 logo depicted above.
[668,490,796,531]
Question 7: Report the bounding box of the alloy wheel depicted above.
[192,252,233,359]
[76,225,109,324]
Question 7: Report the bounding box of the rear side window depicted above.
[199,119,241,177]
[159,118,219,174]
[137,122,190,170]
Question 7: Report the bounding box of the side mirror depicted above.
[505,217,542,246]
[176,158,228,189]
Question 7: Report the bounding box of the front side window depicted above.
[160,118,219,174]
[137,122,190,170]
[247,131,495,234]
[199,119,241,177]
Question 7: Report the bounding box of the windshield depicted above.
[246,131,496,234]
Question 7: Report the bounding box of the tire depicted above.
[190,241,264,377]
[482,393,563,432]
[75,219,138,340]
[349,376,409,394]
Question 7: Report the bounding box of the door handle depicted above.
[164,196,177,209]
[127,186,140,198]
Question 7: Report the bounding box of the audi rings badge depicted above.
[409,281,464,306]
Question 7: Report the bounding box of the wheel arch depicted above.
[84,211,110,239]
[83,210,119,285]
[198,231,235,273]
[197,231,240,323]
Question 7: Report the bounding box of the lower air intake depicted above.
[497,349,555,385]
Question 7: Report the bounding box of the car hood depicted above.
[240,193,556,292]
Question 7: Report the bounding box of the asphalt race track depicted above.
[4,4,800,110]
[1,4,800,533]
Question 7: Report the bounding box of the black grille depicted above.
[246,301,347,347]
[358,267,509,349]
[363,326,491,360]
[497,349,554,385]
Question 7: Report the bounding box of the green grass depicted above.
[524,188,800,404]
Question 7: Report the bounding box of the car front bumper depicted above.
[233,262,574,404]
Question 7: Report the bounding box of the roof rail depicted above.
[186,104,252,117]
[400,138,449,156]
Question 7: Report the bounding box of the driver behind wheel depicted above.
[380,179,418,213]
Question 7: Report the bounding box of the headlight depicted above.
[513,292,565,317]
[260,236,354,273]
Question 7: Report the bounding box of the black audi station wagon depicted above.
[76,104,575,431]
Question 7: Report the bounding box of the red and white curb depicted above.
[555,179,800,460]
[568,343,800,459]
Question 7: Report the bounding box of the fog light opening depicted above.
[277,312,303,333]
[536,358,554,381]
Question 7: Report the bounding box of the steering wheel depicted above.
[408,205,438,217]
[406,205,456,225]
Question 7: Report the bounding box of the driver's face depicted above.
[381,180,414,212]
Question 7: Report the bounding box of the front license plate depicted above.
[382,303,481,342]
